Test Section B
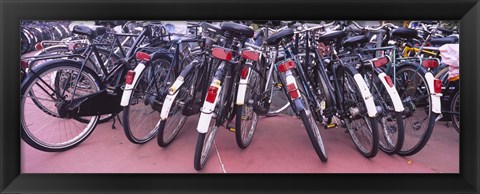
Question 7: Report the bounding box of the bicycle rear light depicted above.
[422,59,439,69]
[212,47,233,61]
[34,42,43,50]
[434,79,442,93]
[373,57,389,68]
[20,60,29,69]
[287,83,299,99]
[278,60,296,73]
[125,70,136,85]
[384,75,394,87]
[205,85,219,103]
[241,67,249,79]
[136,51,151,62]
[241,50,259,61]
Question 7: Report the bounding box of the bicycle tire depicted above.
[157,63,198,147]
[234,62,264,148]
[395,64,437,156]
[450,90,460,133]
[122,55,174,144]
[360,66,404,154]
[338,66,379,158]
[193,84,224,170]
[21,60,101,152]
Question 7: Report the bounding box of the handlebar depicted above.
[349,21,396,34]
[294,21,337,34]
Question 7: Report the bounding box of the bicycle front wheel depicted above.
[20,61,101,152]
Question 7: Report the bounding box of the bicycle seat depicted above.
[391,27,418,39]
[343,35,369,47]
[317,31,346,43]
[200,22,222,35]
[266,28,294,45]
[437,27,454,35]
[220,22,254,38]
[430,37,457,46]
[72,25,107,38]
[252,21,282,27]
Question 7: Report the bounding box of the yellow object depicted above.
[277,83,283,87]
[448,75,460,82]
[408,160,412,165]
[228,127,235,132]
[403,46,438,57]
[326,124,337,129]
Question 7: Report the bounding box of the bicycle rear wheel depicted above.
[450,90,460,133]
[235,64,263,148]
[338,66,379,158]
[157,64,198,147]
[21,61,101,152]
[122,56,174,144]
[395,64,436,156]
[193,81,225,170]
[361,66,404,154]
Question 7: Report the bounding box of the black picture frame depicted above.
[1,0,478,193]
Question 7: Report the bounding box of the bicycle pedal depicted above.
[227,127,235,132]
[324,123,337,129]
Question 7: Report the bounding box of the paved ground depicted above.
[21,113,459,173]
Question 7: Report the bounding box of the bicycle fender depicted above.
[425,72,442,114]
[197,80,222,133]
[160,78,184,120]
[353,74,378,117]
[120,63,146,107]
[377,72,405,112]
[236,67,250,105]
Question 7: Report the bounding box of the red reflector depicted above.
[125,70,135,85]
[205,86,219,103]
[20,60,29,69]
[278,60,296,72]
[136,52,151,62]
[287,83,299,99]
[434,79,442,94]
[384,75,394,87]
[422,60,439,69]
[211,47,233,61]
[373,57,389,68]
[241,67,249,79]
[241,50,259,61]
[35,42,44,50]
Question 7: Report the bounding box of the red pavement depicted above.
[21,114,459,173]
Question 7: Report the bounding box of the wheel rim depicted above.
[342,72,375,155]
[396,68,431,152]
[125,58,172,142]
[21,65,99,150]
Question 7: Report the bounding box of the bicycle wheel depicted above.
[21,61,101,152]
[361,67,404,154]
[338,66,379,158]
[395,64,437,156]
[235,64,263,149]
[157,64,198,147]
[122,55,175,144]
[267,72,291,115]
[451,90,460,133]
[193,82,224,170]
[298,101,328,162]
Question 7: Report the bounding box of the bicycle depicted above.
[20,24,162,151]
